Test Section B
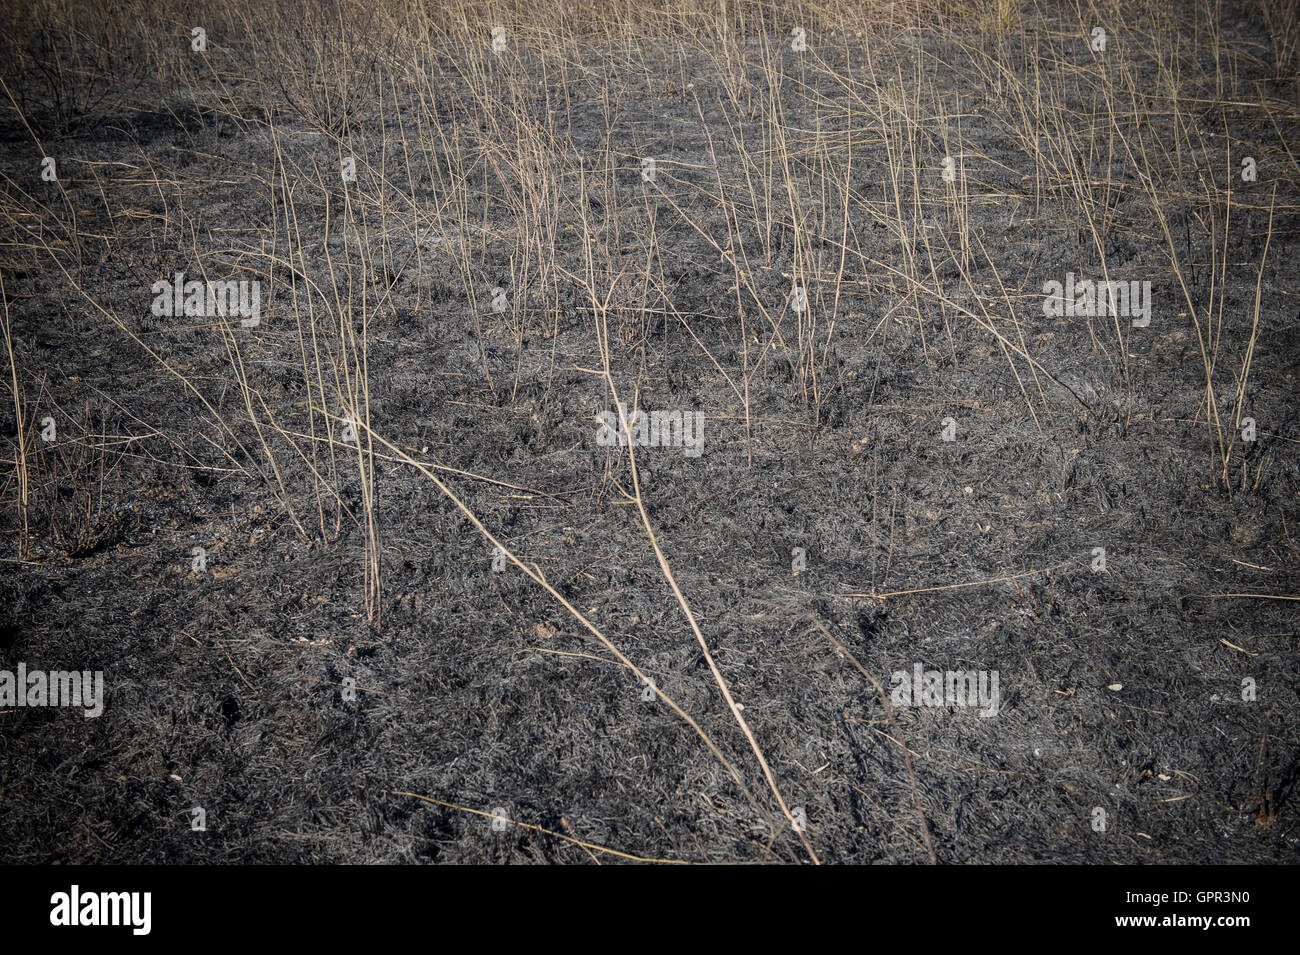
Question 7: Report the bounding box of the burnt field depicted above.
[1,0,1298,864]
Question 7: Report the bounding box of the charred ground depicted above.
[0,0,1297,863]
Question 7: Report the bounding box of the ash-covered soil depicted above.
[1,4,1298,863]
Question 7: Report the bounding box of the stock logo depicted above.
[151,272,262,327]
[1042,273,1151,327]
[889,664,1000,718]
[0,663,103,718]
[49,886,151,935]
[595,403,705,457]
